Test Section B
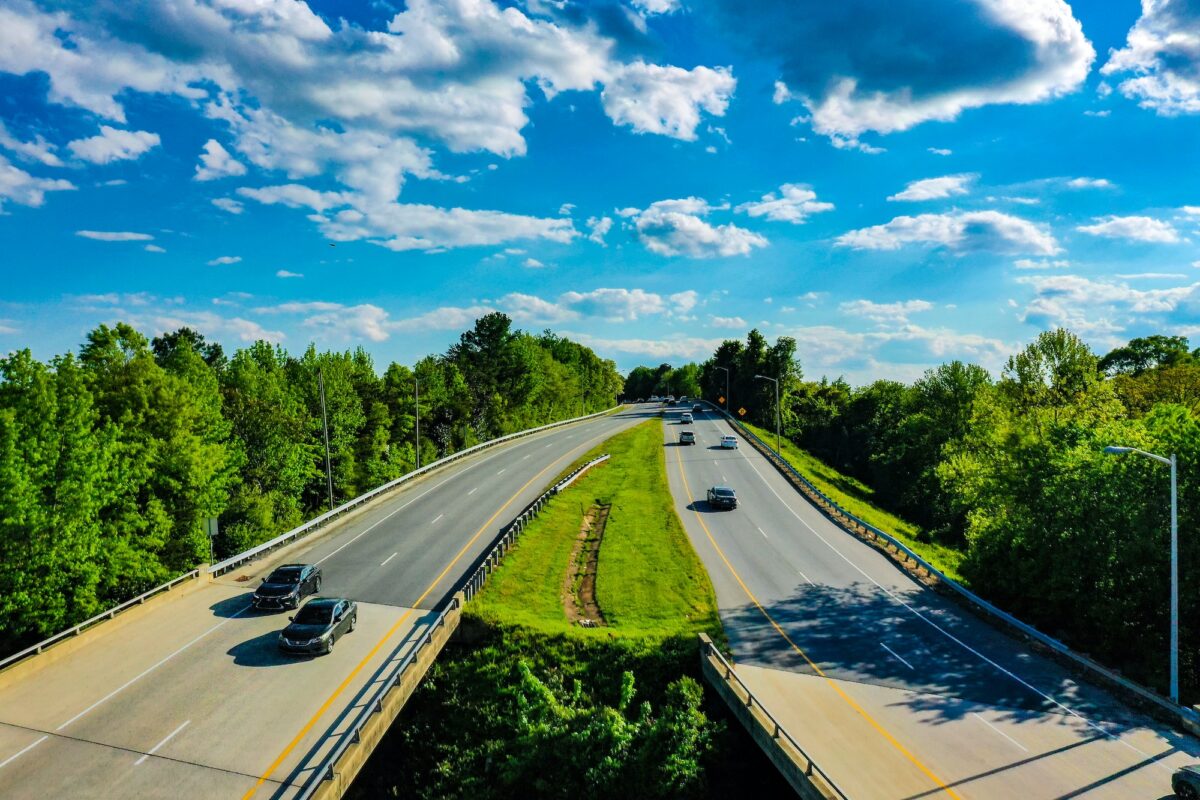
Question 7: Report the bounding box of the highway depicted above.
[0,406,650,800]
[661,404,1200,799]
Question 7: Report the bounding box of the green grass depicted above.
[469,418,723,640]
[743,421,966,582]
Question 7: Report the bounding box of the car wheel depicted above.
[325,637,335,655]
[314,576,322,593]
[1179,784,1199,800]
[349,614,357,633]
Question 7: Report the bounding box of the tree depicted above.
[1099,335,1194,376]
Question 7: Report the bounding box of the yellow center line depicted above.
[672,442,963,800]
[242,421,619,799]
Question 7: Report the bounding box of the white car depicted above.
[680,412,693,423]
[720,435,738,449]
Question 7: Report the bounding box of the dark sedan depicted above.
[253,563,322,610]
[1174,765,1200,799]
[706,485,738,510]
[278,597,358,655]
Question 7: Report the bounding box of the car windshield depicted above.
[267,567,302,583]
[294,604,333,625]
[713,488,735,497]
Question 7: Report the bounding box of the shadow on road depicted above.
[210,592,263,618]
[228,629,309,667]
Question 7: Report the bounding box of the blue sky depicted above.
[1,0,1198,383]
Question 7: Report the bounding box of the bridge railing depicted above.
[703,400,1200,729]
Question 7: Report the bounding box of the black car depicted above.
[278,597,357,655]
[253,563,322,610]
[692,404,703,413]
[706,486,738,510]
[1174,765,1200,799]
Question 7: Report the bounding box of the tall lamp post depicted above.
[414,376,421,470]
[754,374,780,456]
[714,365,730,414]
[1104,444,1179,703]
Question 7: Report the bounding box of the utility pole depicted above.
[414,376,421,470]
[715,365,730,413]
[318,368,335,512]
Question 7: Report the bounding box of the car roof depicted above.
[303,597,346,608]
[721,434,736,439]
[711,485,734,492]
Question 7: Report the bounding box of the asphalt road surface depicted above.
[662,405,1199,800]
[0,406,649,800]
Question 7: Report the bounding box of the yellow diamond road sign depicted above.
[738,407,747,416]
[718,396,725,404]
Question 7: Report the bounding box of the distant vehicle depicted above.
[667,395,675,402]
[678,396,688,402]
[720,435,738,449]
[692,404,703,413]
[1174,766,1200,799]
[650,395,660,402]
[679,430,696,445]
[667,399,677,406]
[254,564,322,610]
[681,412,693,423]
[278,597,357,655]
[706,486,738,510]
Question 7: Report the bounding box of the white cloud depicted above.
[735,184,833,224]
[709,315,747,329]
[67,126,160,164]
[928,147,952,156]
[207,256,242,266]
[1116,272,1188,280]
[1013,258,1070,270]
[630,0,681,15]
[522,257,545,269]
[587,216,613,245]
[559,288,668,321]
[0,155,74,209]
[0,121,61,166]
[276,270,303,278]
[194,139,247,181]
[837,210,1061,255]
[601,61,736,141]
[144,244,166,253]
[1019,273,1199,336]
[839,299,935,324]
[1065,177,1114,189]
[763,0,1093,149]
[1076,215,1180,243]
[558,203,575,216]
[625,197,768,257]
[888,173,976,202]
[1102,0,1200,115]
[212,197,244,215]
[564,333,726,360]
[669,290,699,314]
[499,293,578,325]
[75,230,153,241]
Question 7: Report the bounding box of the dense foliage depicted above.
[0,314,620,652]
[633,329,1200,700]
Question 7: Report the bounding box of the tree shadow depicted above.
[228,629,312,667]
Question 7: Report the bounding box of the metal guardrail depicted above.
[701,637,849,800]
[704,400,1200,727]
[0,569,200,672]
[209,406,619,576]
[294,451,611,798]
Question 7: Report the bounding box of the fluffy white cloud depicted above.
[759,0,1093,149]
[0,121,61,166]
[207,256,242,265]
[212,197,244,214]
[1102,0,1200,115]
[499,292,579,325]
[601,62,735,141]
[626,197,768,257]
[1065,176,1114,189]
[735,184,833,224]
[1076,215,1180,243]
[670,290,699,314]
[523,258,545,268]
[563,333,726,360]
[1014,258,1070,269]
[839,299,935,324]
[559,288,669,321]
[75,230,153,241]
[630,0,682,15]
[837,210,1061,255]
[888,174,976,202]
[144,244,166,253]
[928,147,952,156]
[1019,273,1199,335]
[276,270,303,278]
[0,155,74,208]
[67,126,160,164]
[194,139,247,181]
[587,216,613,245]
[709,315,747,329]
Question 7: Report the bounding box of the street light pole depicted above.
[754,374,780,456]
[715,365,730,414]
[1104,445,1179,703]
[414,376,421,471]
[318,368,335,512]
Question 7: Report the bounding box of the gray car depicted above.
[278,597,357,655]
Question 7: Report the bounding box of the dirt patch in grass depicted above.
[563,503,610,627]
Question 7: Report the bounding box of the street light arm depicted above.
[1104,445,1172,466]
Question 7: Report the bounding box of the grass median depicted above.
[742,420,966,582]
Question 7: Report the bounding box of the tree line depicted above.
[0,313,620,653]
[628,331,1200,700]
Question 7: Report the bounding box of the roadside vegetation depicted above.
[627,329,1200,702]
[348,420,789,800]
[0,313,620,655]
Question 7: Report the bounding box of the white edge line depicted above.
[467,487,478,496]
[757,526,768,539]
[431,513,444,524]
[0,735,48,770]
[971,712,1028,753]
[380,552,398,568]
[135,719,191,766]
[881,641,914,670]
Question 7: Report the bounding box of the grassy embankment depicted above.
[348,419,790,800]
[742,420,966,582]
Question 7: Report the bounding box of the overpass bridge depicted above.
[0,406,650,799]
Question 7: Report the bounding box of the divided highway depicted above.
[0,406,650,800]
[662,404,1200,799]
